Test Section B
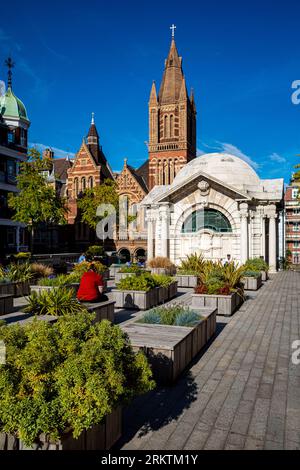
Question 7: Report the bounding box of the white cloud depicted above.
[269,153,286,164]
[217,142,260,170]
[29,142,75,159]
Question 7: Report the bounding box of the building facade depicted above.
[148,37,196,190]
[143,153,284,272]
[284,181,300,265]
[114,158,148,262]
[0,61,30,257]
[66,116,114,250]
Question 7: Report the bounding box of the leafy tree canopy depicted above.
[77,179,119,229]
[8,148,68,228]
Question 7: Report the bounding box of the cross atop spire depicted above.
[5,56,14,89]
[91,112,95,124]
[170,24,176,38]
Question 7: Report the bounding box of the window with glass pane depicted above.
[182,209,232,233]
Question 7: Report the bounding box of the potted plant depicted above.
[147,257,176,276]
[152,274,178,303]
[244,258,269,281]
[115,264,145,283]
[122,304,216,383]
[192,262,245,316]
[0,263,32,297]
[0,313,154,450]
[175,253,205,287]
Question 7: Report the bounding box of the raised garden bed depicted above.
[0,281,30,298]
[192,291,243,316]
[150,267,176,276]
[31,279,107,295]
[121,307,216,384]
[109,264,125,278]
[84,300,115,323]
[0,294,14,315]
[168,281,178,300]
[175,274,198,288]
[113,289,158,310]
[0,406,122,450]
[242,274,262,291]
[261,271,268,282]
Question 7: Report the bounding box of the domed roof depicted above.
[0,86,28,121]
[173,153,259,188]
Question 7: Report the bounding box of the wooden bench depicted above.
[0,295,14,316]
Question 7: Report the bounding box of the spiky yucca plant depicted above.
[24,287,87,316]
[178,253,206,275]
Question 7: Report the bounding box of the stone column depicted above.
[159,203,170,258]
[267,205,277,272]
[146,208,155,260]
[239,202,249,264]
[258,206,266,259]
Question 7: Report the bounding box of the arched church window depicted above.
[88,176,93,189]
[74,178,79,197]
[164,115,169,138]
[81,177,86,192]
[182,209,232,233]
[170,114,173,137]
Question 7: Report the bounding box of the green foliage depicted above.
[1,263,33,282]
[8,148,68,232]
[24,288,87,316]
[244,258,269,272]
[85,245,104,259]
[116,273,158,292]
[174,310,200,327]
[37,272,81,287]
[0,313,154,445]
[243,270,261,278]
[138,305,201,327]
[178,253,205,275]
[151,274,175,287]
[119,265,143,274]
[77,179,119,229]
[73,261,107,276]
[13,252,31,261]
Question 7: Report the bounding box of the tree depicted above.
[77,179,119,229]
[8,148,68,252]
[293,155,300,183]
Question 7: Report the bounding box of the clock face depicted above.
[0,80,5,97]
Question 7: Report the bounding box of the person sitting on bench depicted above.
[77,263,107,302]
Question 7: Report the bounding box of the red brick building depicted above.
[147,37,196,189]
[285,181,300,264]
[66,115,114,248]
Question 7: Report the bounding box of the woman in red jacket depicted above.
[77,263,106,302]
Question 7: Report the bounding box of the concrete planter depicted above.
[113,288,158,310]
[261,271,268,282]
[192,291,242,316]
[85,300,115,323]
[175,274,198,288]
[150,267,176,276]
[0,294,14,315]
[0,281,30,297]
[1,407,122,450]
[157,286,168,304]
[31,280,107,295]
[168,281,178,300]
[122,307,216,384]
[109,264,125,278]
[242,274,262,291]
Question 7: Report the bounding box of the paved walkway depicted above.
[117,271,300,450]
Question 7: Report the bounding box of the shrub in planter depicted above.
[116,273,158,292]
[0,314,154,447]
[177,253,206,275]
[13,252,31,263]
[30,263,54,281]
[119,265,143,274]
[73,261,107,277]
[147,257,175,269]
[244,258,269,273]
[243,270,261,278]
[138,305,202,327]
[85,245,104,260]
[24,287,87,316]
[151,274,174,287]
[4,263,33,283]
[38,272,81,287]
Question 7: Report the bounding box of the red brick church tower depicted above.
[148,27,197,189]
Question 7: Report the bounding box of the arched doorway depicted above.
[135,248,146,263]
[118,248,131,263]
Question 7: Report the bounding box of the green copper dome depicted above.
[0,86,28,121]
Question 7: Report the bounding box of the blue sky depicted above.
[1,0,300,182]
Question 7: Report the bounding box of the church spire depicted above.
[158,36,184,104]
[5,57,14,89]
[149,81,158,105]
